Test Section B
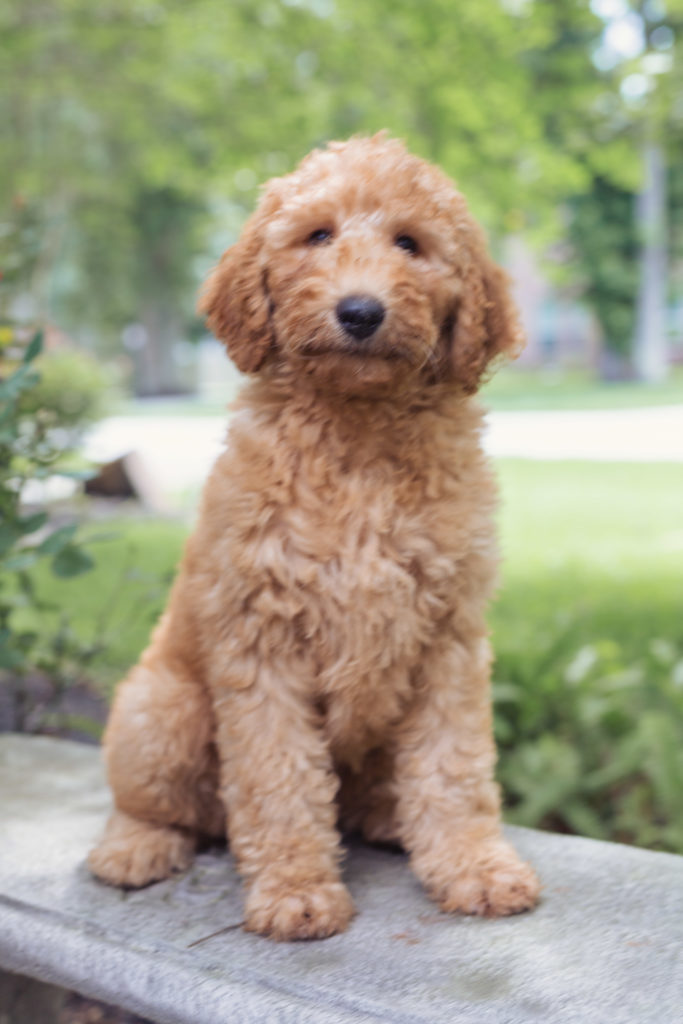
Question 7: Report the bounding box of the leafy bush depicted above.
[0,328,100,729]
[18,347,112,432]
[17,520,184,695]
[495,634,683,853]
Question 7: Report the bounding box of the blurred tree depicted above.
[2,0,677,390]
[630,0,683,382]
[560,0,682,378]
[568,177,640,373]
[313,0,589,229]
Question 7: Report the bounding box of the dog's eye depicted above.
[307,228,333,245]
[395,234,419,256]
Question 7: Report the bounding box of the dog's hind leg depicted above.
[88,655,224,888]
[87,808,197,888]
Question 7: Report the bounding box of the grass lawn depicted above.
[493,459,683,650]
[481,364,683,411]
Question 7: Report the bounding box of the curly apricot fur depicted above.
[90,135,539,940]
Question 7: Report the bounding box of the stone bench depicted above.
[1,733,682,1024]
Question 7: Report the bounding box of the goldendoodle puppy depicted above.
[89,135,540,940]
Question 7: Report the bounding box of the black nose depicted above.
[336,295,385,341]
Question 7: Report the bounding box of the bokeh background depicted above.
[2,0,682,857]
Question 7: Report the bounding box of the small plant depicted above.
[18,346,112,435]
[0,327,99,731]
[494,627,683,854]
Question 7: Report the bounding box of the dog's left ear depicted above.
[449,250,524,394]
[197,205,276,374]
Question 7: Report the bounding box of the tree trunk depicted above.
[134,300,185,397]
[634,142,668,383]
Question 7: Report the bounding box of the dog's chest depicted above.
[207,398,495,751]
[272,459,473,744]
[315,506,453,751]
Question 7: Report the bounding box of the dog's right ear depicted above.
[197,209,275,374]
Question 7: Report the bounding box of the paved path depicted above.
[485,405,683,462]
[83,404,683,506]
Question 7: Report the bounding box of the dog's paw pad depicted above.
[88,821,194,888]
[245,880,355,940]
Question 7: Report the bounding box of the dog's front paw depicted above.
[425,841,540,918]
[245,877,355,941]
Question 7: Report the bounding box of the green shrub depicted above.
[494,631,683,852]
[0,328,99,729]
[17,347,112,432]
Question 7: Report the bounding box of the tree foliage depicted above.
[2,0,679,384]
[568,177,640,362]
[563,0,683,368]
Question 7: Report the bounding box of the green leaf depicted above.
[0,524,20,556]
[3,551,39,572]
[563,801,608,841]
[0,639,25,670]
[51,545,94,578]
[0,365,40,401]
[18,511,47,535]
[38,524,77,555]
[23,330,44,364]
[0,401,19,427]
[17,571,36,598]
[15,631,38,652]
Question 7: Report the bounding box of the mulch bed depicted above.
[58,991,153,1024]
[59,992,153,1024]
[0,675,108,743]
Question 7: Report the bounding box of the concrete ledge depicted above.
[1,733,682,1024]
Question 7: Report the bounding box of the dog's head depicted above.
[199,135,523,394]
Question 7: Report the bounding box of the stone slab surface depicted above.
[1,733,682,1024]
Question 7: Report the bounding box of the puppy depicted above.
[89,135,540,940]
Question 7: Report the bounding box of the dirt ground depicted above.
[59,992,153,1024]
